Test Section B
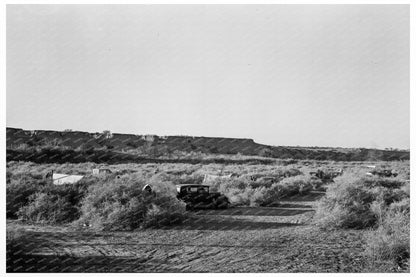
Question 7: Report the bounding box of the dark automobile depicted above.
[176,184,230,210]
[309,169,343,183]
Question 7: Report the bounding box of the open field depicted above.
[6,160,410,273]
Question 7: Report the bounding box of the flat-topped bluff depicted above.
[6,127,262,154]
[6,127,410,162]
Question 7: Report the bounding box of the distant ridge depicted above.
[6,127,410,163]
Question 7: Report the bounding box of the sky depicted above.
[6,5,410,149]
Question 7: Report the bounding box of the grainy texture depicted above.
[7,197,369,273]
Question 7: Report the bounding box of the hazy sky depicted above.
[7,5,409,149]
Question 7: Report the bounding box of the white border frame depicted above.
[1,1,414,277]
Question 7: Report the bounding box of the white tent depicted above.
[52,173,84,185]
[203,173,233,183]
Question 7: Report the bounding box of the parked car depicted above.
[176,184,230,210]
[309,169,342,183]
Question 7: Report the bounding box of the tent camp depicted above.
[52,173,84,185]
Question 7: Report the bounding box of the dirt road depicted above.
[7,196,368,272]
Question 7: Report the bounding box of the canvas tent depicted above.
[52,173,84,185]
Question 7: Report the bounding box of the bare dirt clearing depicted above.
[7,194,368,272]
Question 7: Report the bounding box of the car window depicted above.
[190,187,198,192]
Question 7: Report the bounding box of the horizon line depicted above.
[6,126,410,152]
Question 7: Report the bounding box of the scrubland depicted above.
[6,159,410,272]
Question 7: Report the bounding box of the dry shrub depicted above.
[364,202,410,272]
[7,169,93,223]
[361,177,406,189]
[18,192,79,224]
[315,174,409,230]
[250,186,308,207]
[314,173,410,271]
[7,174,47,218]
[252,175,316,206]
[213,177,256,206]
[310,177,324,190]
[148,172,173,183]
[177,173,205,184]
[6,167,98,220]
[78,178,187,231]
[16,181,88,224]
[401,181,410,197]
[143,201,188,228]
[217,175,317,207]
[249,177,277,188]
[249,187,270,206]
[279,175,315,195]
[225,187,256,206]
[279,167,303,178]
[315,177,378,229]
[211,177,248,195]
[7,169,187,228]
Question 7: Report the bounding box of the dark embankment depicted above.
[6,127,409,163]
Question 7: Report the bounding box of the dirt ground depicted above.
[7,192,369,273]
